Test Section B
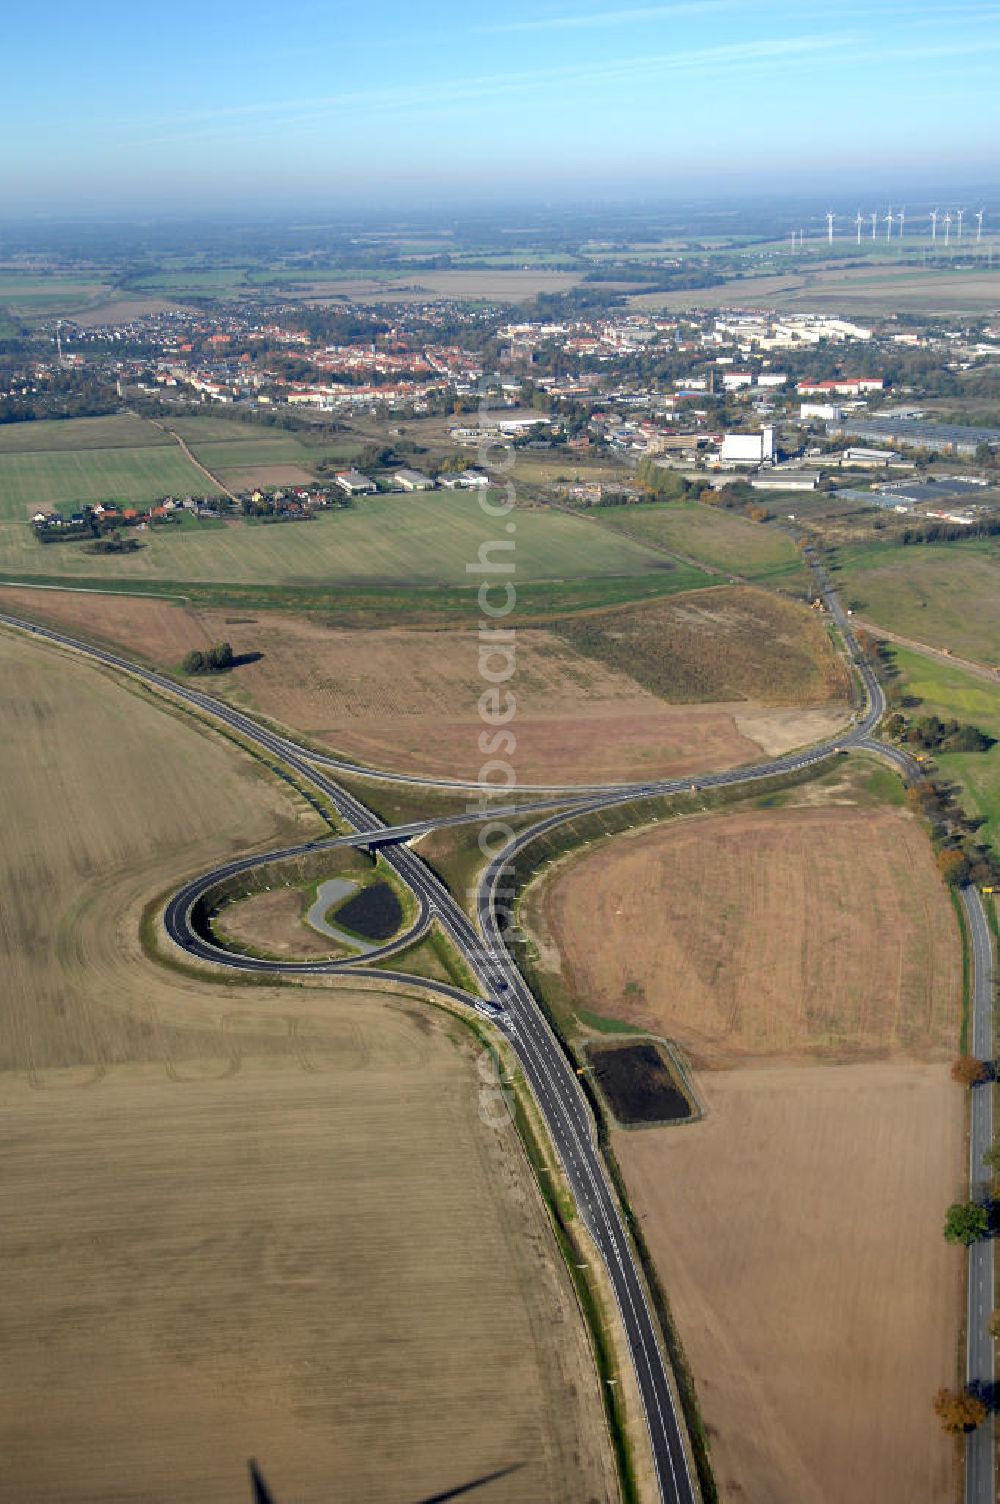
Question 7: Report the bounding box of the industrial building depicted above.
[720,426,775,465]
[394,469,435,491]
[828,416,1000,456]
[334,469,376,496]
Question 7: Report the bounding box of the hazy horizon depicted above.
[6,0,1000,216]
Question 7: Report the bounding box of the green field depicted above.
[0,272,112,314]
[0,446,222,519]
[591,501,810,588]
[889,646,1000,854]
[165,418,363,471]
[0,415,171,454]
[0,490,690,589]
[836,541,1000,663]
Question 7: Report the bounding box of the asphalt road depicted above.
[963,883,996,1504]
[1,573,991,1504]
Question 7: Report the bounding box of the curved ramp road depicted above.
[0,577,990,1504]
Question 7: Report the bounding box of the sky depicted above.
[5,0,1000,214]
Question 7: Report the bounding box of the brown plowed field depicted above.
[537,803,964,1502]
[621,1063,963,1504]
[0,588,848,783]
[543,806,960,1064]
[217,463,316,490]
[0,628,616,1504]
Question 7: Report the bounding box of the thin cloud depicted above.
[482,0,1000,31]
[127,32,858,148]
[481,1,742,33]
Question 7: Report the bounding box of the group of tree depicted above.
[181,642,235,675]
[900,518,1000,546]
[635,458,693,502]
[884,712,993,754]
[903,780,999,885]
[83,533,142,555]
[0,372,120,425]
[631,462,774,523]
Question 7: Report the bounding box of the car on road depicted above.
[475,998,506,1020]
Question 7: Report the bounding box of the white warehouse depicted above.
[720,426,775,464]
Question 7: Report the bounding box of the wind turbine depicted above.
[826,210,835,244]
[976,208,985,242]
[930,208,938,241]
[897,206,905,238]
[885,207,894,240]
[871,211,878,241]
[855,210,863,245]
[957,207,965,240]
[944,212,952,246]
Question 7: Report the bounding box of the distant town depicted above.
[7,293,1000,550]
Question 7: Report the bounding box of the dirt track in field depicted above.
[0,628,616,1504]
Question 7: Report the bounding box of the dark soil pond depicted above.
[588,1041,694,1126]
[332,881,403,942]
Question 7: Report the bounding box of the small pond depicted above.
[587,1041,694,1126]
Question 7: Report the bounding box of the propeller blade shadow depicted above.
[248,1458,277,1504]
[410,1462,524,1503]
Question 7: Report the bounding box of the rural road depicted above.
[963,883,995,1504]
[1,565,993,1504]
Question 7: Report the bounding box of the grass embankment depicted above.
[374,924,480,992]
[0,564,717,622]
[591,500,811,591]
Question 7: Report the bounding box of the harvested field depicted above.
[0,628,616,1504]
[557,586,849,707]
[0,590,851,783]
[534,795,964,1501]
[541,806,960,1064]
[70,296,192,325]
[617,1063,962,1504]
[217,463,316,490]
[628,259,1000,314]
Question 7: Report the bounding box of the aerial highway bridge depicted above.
[0,578,993,1504]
